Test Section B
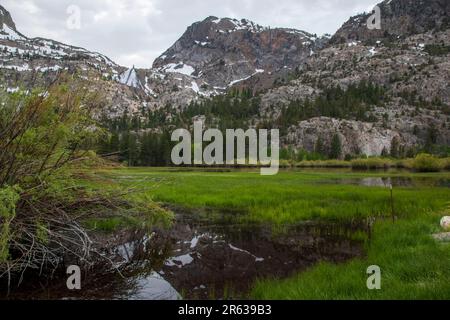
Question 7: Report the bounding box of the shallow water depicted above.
[316,176,450,188]
[3,211,368,300]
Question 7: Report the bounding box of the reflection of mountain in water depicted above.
[125,272,181,300]
[3,212,367,300]
[110,212,367,300]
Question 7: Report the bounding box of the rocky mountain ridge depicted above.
[152,16,328,89]
[1,0,449,158]
[331,0,449,44]
[1,5,324,113]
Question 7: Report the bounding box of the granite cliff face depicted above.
[286,117,402,157]
[153,16,327,90]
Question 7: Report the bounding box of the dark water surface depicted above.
[317,176,450,188]
[3,211,368,300]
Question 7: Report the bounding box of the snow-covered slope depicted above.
[0,4,119,82]
[119,67,142,88]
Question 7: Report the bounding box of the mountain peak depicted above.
[0,5,27,41]
[0,5,17,31]
[151,15,324,88]
[197,16,267,33]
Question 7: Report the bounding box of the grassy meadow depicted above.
[93,167,450,299]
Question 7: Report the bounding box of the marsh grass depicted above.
[251,214,450,299]
[99,168,450,225]
[290,155,450,172]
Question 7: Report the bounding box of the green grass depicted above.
[96,168,450,224]
[251,215,450,299]
[84,217,134,232]
[95,167,450,299]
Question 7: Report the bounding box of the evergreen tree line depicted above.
[97,89,264,166]
[99,130,174,166]
[97,81,449,166]
[273,81,385,134]
[279,133,343,161]
[178,88,260,130]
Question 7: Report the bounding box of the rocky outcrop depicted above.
[0,5,120,89]
[260,81,320,113]
[296,30,450,103]
[259,6,450,155]
[331,0,450,44]
[285,117,409,157]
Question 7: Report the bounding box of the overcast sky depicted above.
[2,0,379,68]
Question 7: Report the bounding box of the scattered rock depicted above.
[432,232,450,242]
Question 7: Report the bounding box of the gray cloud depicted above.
[1,0,379,68]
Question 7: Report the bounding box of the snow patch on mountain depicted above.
[36,65,62,72]
[228,69,265,87]
[144,76,157,97]
[0,23,26,41]
[194,40,210,46]
[161,62,195,76]
[211,17,267,33]
[119,67,141,88]
[189,81,200,94]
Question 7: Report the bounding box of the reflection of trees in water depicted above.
[4,217,369,300]
[322,176,448,188]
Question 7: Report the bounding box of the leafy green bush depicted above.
[351,158,393,170]
[411,154,443,172]
[0,186,21,262]
[0,76,172,280]
[295,160,351,168]
[442,158,450,170]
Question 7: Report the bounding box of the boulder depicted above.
[440,216,450,231]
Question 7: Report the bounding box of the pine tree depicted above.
[109,132,120,153]
[329,134,342,159]
[127,133,139,166]
[390,136,400,158]
[315,136,325,156]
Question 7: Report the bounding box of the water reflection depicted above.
[109,214,367,300]
[3,213,368,300]
[316,176,449,188]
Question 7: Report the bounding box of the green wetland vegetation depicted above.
[95,167,450,299]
